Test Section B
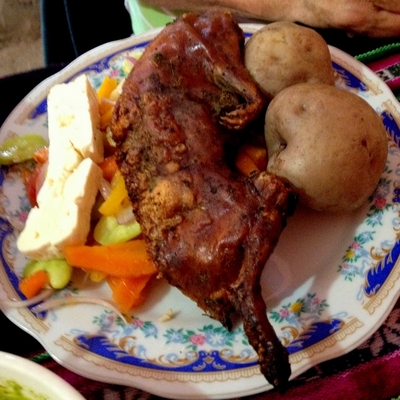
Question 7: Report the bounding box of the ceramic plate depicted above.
[1,24,400,400]
[0,351,85,400]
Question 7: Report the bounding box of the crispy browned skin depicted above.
[111,10,293,390]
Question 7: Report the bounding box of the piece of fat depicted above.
[17,74,104,260]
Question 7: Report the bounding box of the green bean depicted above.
[0,134,47,165]
[23,259,72,289]
[93,214,141,245]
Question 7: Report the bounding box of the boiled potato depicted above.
[245,22,335,98]
[265,83,388,213]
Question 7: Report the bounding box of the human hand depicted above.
[292,0,400,37]
[139,0,400,38]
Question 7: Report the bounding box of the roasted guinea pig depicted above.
[110,9,295,390]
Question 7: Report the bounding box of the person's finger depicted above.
[367,10,400,37]
[373,0,400,13]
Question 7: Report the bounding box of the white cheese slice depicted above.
[37,74,104,204]
[17,159,102,259]
[17,74,104,260]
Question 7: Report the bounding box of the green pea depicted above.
[93,214,141,245]
[0,134,47,165]
[23,259,72,289]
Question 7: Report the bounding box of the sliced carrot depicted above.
[100,105,115,131]
[64,240,157,278]
[19,270,49,299]
[97,76,118,130]
[33,147,49,164]
[98,154,118,181]
[106,275,153,313]
[97,75,118,102]
[20,147,49,207]
[21,165,40,207]
[235,152,259,176]
[242,145,268,171]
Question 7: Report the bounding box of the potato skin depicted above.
[245,22,335,99]
[265,83,388,213]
